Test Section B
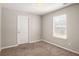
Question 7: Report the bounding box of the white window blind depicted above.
[53,14,67,39]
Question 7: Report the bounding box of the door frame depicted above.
[16,15,29,45]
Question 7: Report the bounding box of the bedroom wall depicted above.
[1,8,41,48]
[42,4,79,52]
[0,5,2,51]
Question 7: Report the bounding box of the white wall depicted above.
[0,5,1,51]
[42,4,79,52]
[29,15,41,43]
[1,8,41,48]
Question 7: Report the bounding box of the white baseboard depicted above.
[30,40,41,43]
[1,40,41,50]
[1,44,18,50]
[43,40,79,55]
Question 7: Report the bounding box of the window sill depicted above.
[53,35,67,39]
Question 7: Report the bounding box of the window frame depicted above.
[53,14,67,39]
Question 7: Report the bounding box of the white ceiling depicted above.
[1,3,72,15]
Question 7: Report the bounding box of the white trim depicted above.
[1,44,18,50]
[30,40,41,43]
[43,40,79,55]
[1,40,41,50]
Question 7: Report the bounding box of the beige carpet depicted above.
[0,41,79,56]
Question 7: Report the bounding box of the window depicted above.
[53,14,67,39]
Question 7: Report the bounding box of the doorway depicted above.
[17,15,29,44]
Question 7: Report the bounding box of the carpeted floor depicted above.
[0,41,79,56]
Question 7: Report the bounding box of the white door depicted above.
[17,15,28,44]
